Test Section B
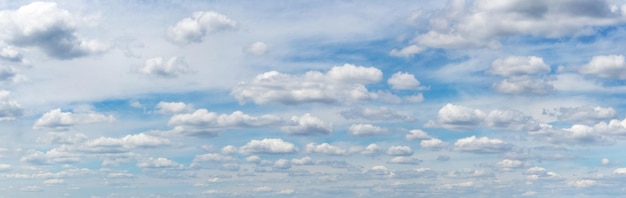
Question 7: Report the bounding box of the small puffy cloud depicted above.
[245,41,268,56]
[304,143,348,156]
[221,145,238,155]
[340,106,414,121]
[594,118,626,137]
[454,136,513,153]
[239,138,298,154]
[389,44,424,58]
[406,129,431,140]
[579,55,626,79]
[273,159,291,169]
[568,179,597,188]
[426,103,485,130]
[489,56,550,77]
[0,164,11,171]
[167,11,237,44]
[361,144,383,156]
[33,108,115,131]
[495,159,525,171]
[155,101,193,114]
[37,132,88,144]
[138,57,190,78]
[530,124,612,146]
[0,47,25,63]
[137,157,183,169]
[387,156,422,165]
[191,153,236,167]
[485,109,540,131]
[348,124,389,137]
[0,2,109,59]
[387,72,423,90]
[291,156,313,165]
[420,138,448,150]
[280,113,333,136]
[613,168,626,175]
[85,133,170,150]
[386,145,414,156]
[493,76,553,95]
[43,179,65,185]
[168,109,282,137]
[231,64,385,105]
[0,90,23,121]
[544,106,617,124]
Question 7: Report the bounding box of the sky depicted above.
[2,0,626,197]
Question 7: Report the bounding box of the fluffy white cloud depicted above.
[529,124,611,146]
[138,57,190,78]
[420,138,448,150]
[0,2,109,59]
[0,47,25,63]
[245,41,269,56]
[304,143,348,156]
[426,103,485,130]
[489,56,550,77]
[273,159,291,169]
[137,157,183,169]
[156,101,193,114]
[389,44,424,58]
[495,159,525,170]
[485,109,540,131]
[454,136,513,153]
[544,106,617,124]
[405,129,431,140]
[387,156,422,164]
[361,143,383,156]
[613,168,626,175]
[386,145,414,156]
[231,64,386,105]
[579,55,626,79]
[591,118,626,138]
[387,72,423,90]
[167,11,237,44]
[220,145,238,155]
[0,90,23,121]
[291,156,313,165]
[348,124,389,136]
[280,114,333,136]
[493,76,554,95]
[85,133,170,150]
[168,109,282,137]
[33,109,114,131]
[568,179,596,188]
[239,138,298,154]
[340,106,414,121]
[191,153,236,167]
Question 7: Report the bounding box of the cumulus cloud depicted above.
[0,90,23,121]
[568,179,597,188]
[280,114,333,136]
[348,124,389,136]
[485,109,540,131]
[420,138,448,150]
[489,56,550,77]
[84,133,170,151]
[340,106,414,121]
[495,159,525,171]
[0,47,25,63]
[493,76,554,95]
[137,157,183,169]
[405,129,431,140]
[168,109,282,137]
[191,153,236,167]
[33,108,114,131]
[167,11,237,44]
[155,101,193,114]
[387,72,424,90]
[137,56,190,78]
[239,138,298,154]
[0,2,109,59]
[304,143,349,156]
[386,145,414,156]
[389,44,424,58]
[454,136,514,153]
[361,144,383,156]
[231,64,387,105]
[245,41,269,56]
[487,56,554,95]
[388,156,423,165]
[543,106,617,124]
[426,103,485,130]
[529,124,612,146]
[579,55,626,79]
[291,156,313,165]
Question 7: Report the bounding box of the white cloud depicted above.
[386,145,414,156]
[340,106,414,121]
[43,179,64,185]
[138,57,190,78]
[405,129,431,140]
[485,109,540,131]
[245,41,269,56]
[0,90,23,121]
[348,124,389,136]
[592,118,626,138]
[273,159,291,169]
[568,179,596,188]
[0,67,27,84]
[613,168,626,175]
[0,46,25,63]
[166,11,237,44]
[137,157,183,169]
[493,76,554,95]
[85,133,170,150]
[420,138,448,150]
[389,44,424,58]
[426,103,485,130]
[304,143,348,156]
[33,108,114,131]
[387,72,423,90]
[579,55,626,79]
[361,144,383,156]
[454,136,513,153]
[221,145,238,155]
[543,106,617,124]
[231,64,387,105]
[387,156,422,164]
[168,109,282,137]
[530,124,612,146]
[495,159,525,170]
[37,132,87,144]
[0,2,109,59]
[280,113,333,136]
[489,56,550,77]
[239,138,298,154]
[155,101,193,114]
[191,153,236,167]
[291,156,313,165]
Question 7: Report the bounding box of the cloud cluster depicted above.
[426,103,539,131]
[488,56,553,95]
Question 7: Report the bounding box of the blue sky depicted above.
[2,0,626,197]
